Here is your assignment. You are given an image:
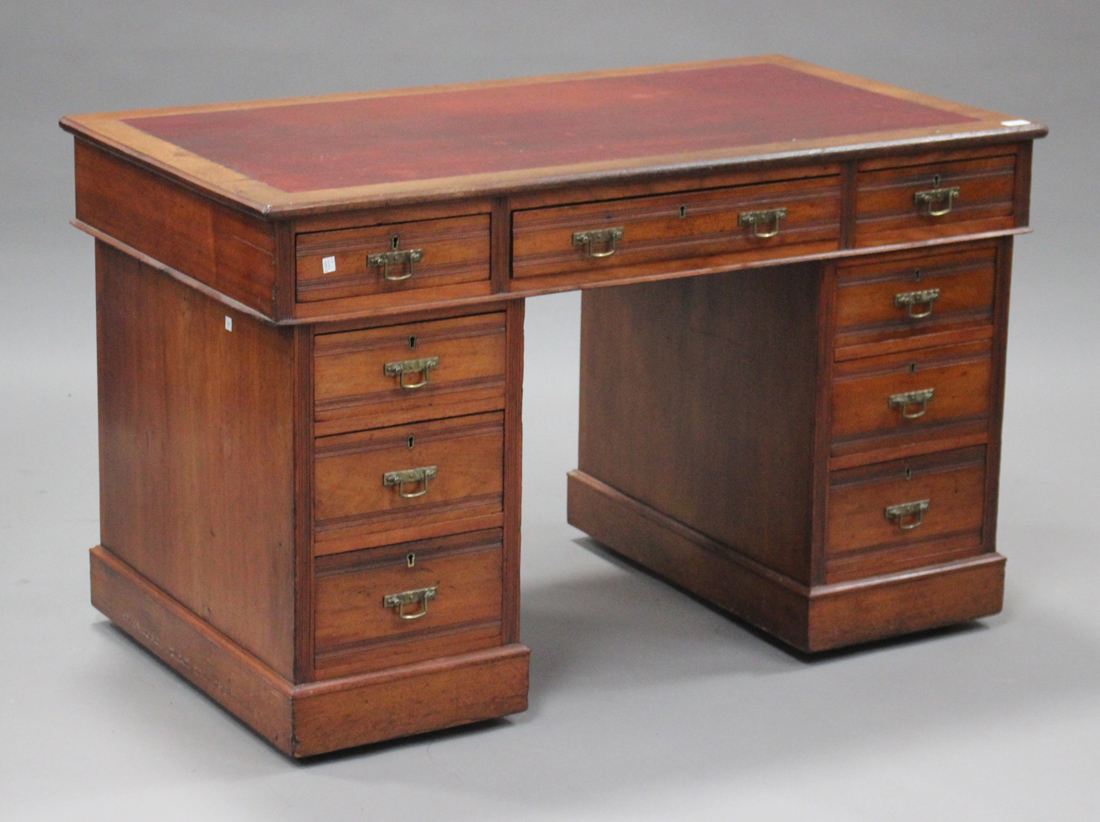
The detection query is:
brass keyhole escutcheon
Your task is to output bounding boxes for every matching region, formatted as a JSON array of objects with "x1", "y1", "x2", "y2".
[
  {"x1": 409, "y1": 335, "x2": 418, "y2": 349},
  {"x1": 407, "y1": 436, "x2": 415, "y2": 449},
  {"x1": 679, "y1": 205, "x2": 687, "y2": 218},
  {"x1": 391, "y1": 235, "x2": 400, "y2": 250},
  {"x1": 407, "y1": 552, "x2": 416, "y2": 568},
  {"x1": 914, "y1": 268, "x2": 922, "y2": 282},
  {"x1": 909, "y1": 362, "x2": 918, "y2": 375}
]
